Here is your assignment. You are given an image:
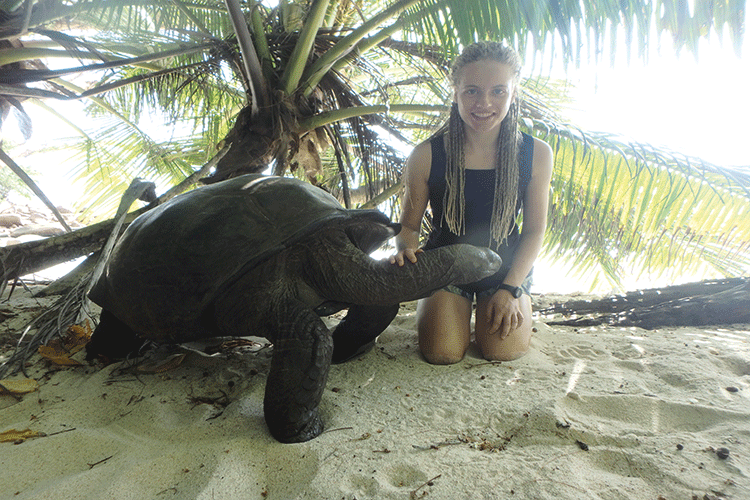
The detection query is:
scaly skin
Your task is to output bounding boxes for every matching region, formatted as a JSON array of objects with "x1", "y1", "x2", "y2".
[
  {"x1": 87, "y1": 174, "x2": 503, "y2": 443},
  {"x1": 263, "y1": 300, "x2": 332, "y2": 443},
  {"x1": 212, "y1": 231, "x2": 501, "y2": 442}
]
